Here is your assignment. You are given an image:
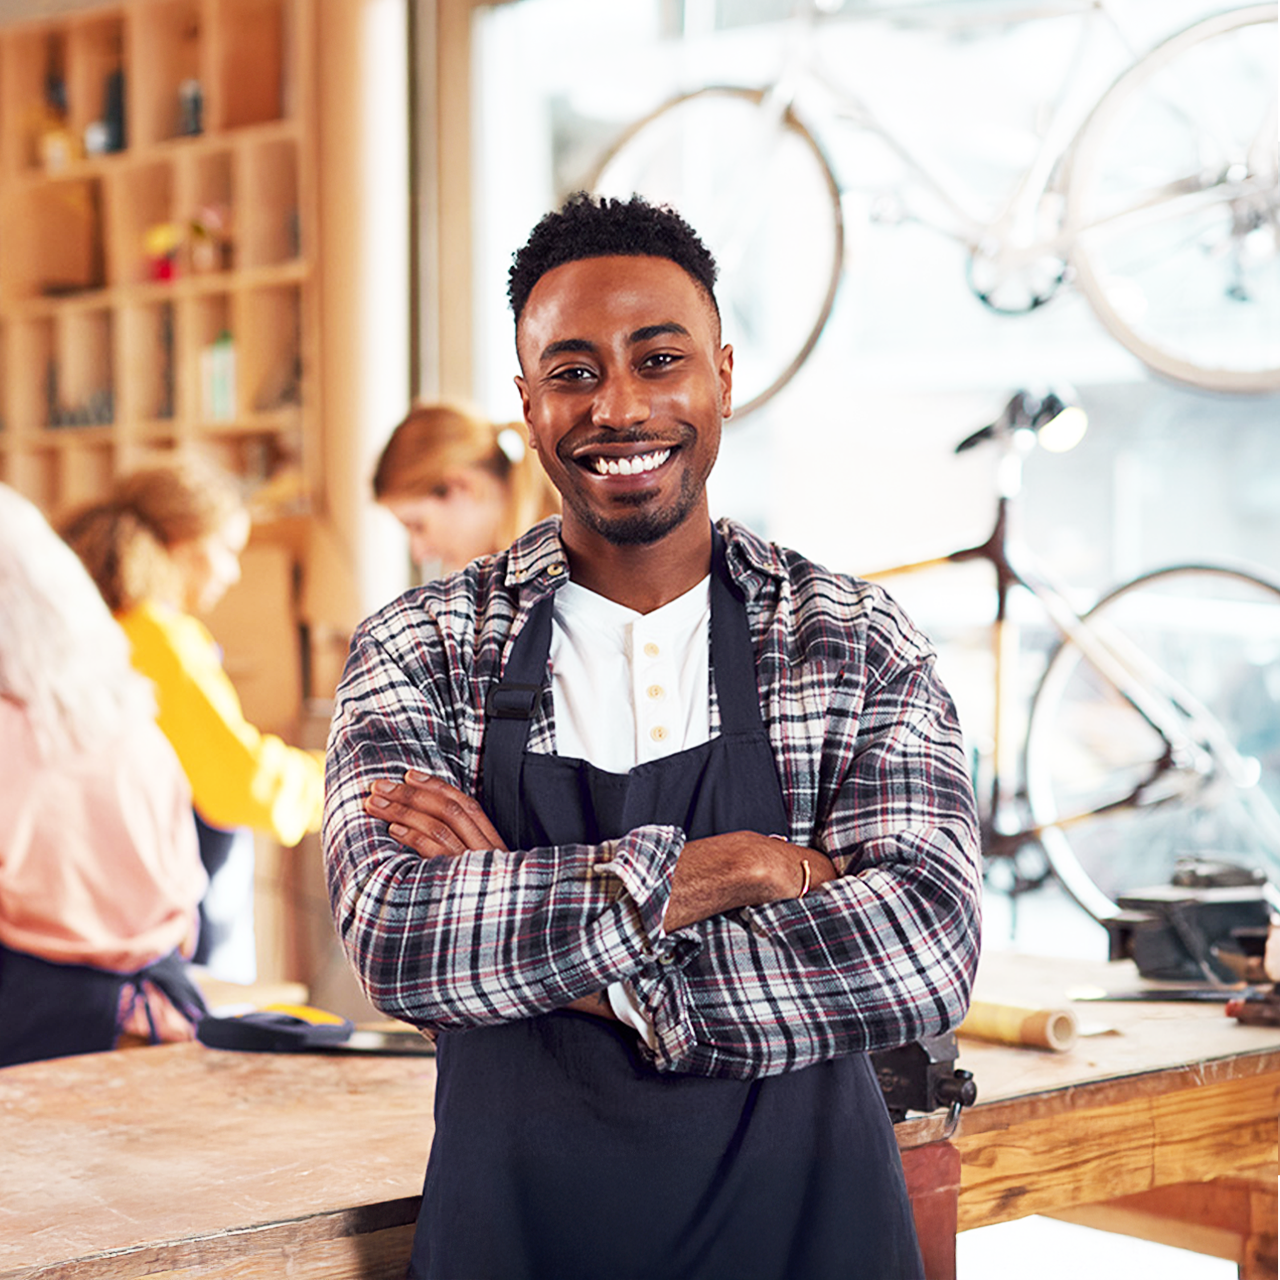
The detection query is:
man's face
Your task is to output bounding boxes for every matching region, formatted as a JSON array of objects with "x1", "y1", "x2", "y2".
[{"x1": 515, "y1": 254, "x2": 732, "y2": 550}]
